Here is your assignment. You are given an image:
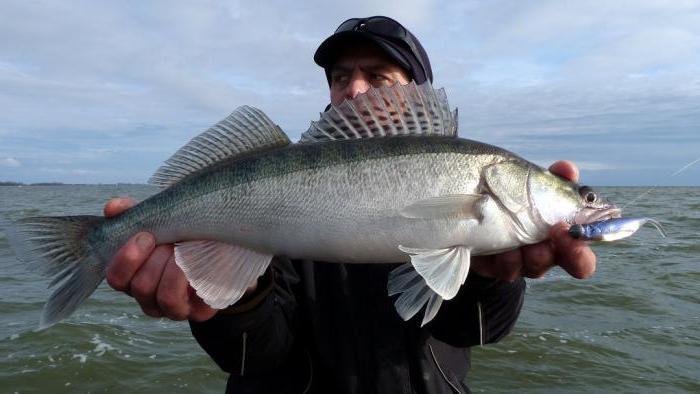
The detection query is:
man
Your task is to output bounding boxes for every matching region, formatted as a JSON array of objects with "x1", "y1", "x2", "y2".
[{"x1": 104, "y1": 16, "x2": 595, "y2": 393}]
